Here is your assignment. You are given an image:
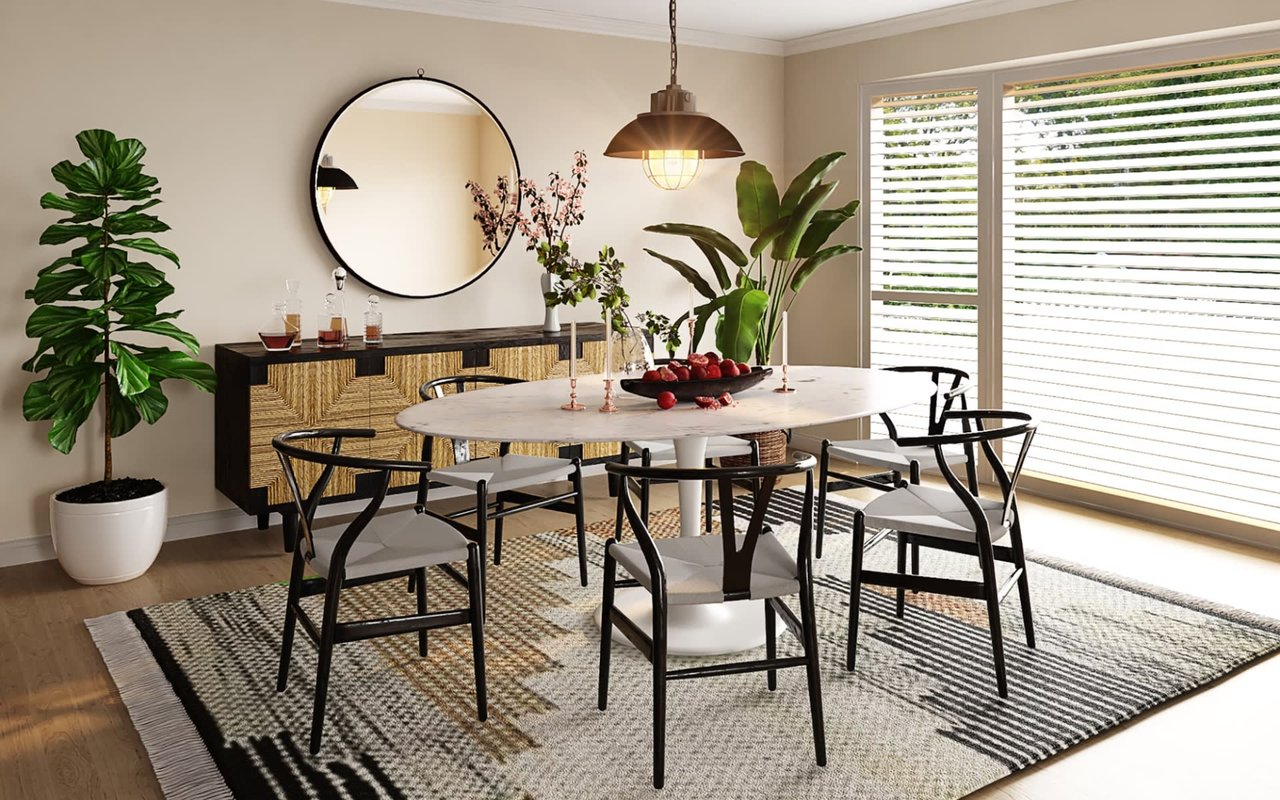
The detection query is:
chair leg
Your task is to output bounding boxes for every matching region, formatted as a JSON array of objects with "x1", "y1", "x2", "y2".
[
  {"x1": 308, "y1": 575, "x2": 343, "y2": 754},
  {"x1": 415, "y1": 567, "x2": 429, "y2": 658},
  {"x1": 466, "y1": 545, "x2": 488, "y2": 721},
  {"x1": 614, "y1": 448, "x2": 630, "y2": 541},
  {"x1": 895, "y1": 533, "x2": 907, "y2": 618},
  {"x1": 598, "y1": 547, "x2": 616, "y2": 711},
  {"x1": 652, "y1": 599, "x2": 668, "y2": 791},
  {"x1": 493, "y1": 492, "x2": 505, "y2": 566},
  {"x1": 276, "y1": 548, "x2": 306, "y2": 692},
  {"x1": 572, "y1": 464, "x2": 588, "y2": 587},
  {"x1": 799, "y1": 578, "x2": 827, "y2": 767},
  {"x1": 475, "y1": 483, "x2": 489, "y2": 613},
  {"x1": 911, "y1": 540, "x2": 920, "y2": 578},
  {"x1": 847, "y1": 511, "x2": 867, "y2": 672},
  {"x1": 765, "y1": 598, "x2": 777, "y2": 691},
  {"x1": 977, "y1": 535, "x2": 1009, "y2": 698},
  {"x1": 816, "y1": 441, "x2": 830, "y2": 560},
  {"x1": 704, "y1": 460, "x2": 713, "y2": 533},
  {"x1": 1010, "y1": 518, "x2": 1036, "y2": 648}
]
